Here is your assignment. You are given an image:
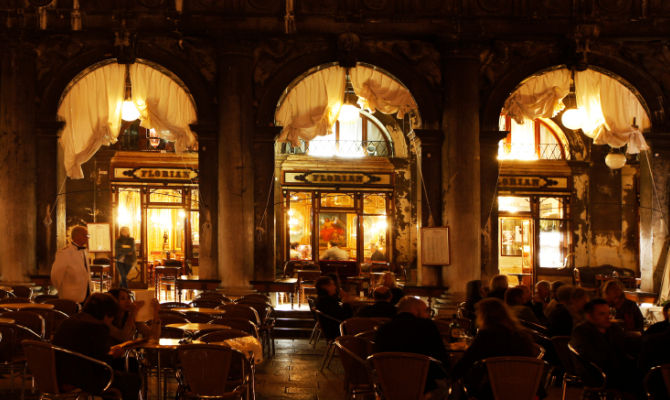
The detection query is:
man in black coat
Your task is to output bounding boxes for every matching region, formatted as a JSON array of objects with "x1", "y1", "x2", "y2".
[
  {"x1": 355, "y1": 286, "x2": 397, "y2": 318},
  {"x1": 52, "y1": 293, "x2": 141, "y2": 400},
  {"x1": 314, "y1": 276, "x2": 352, "y2": 340},
  {"x1": 374, "y1": 296, "x2": 448, "y2": 394}
]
